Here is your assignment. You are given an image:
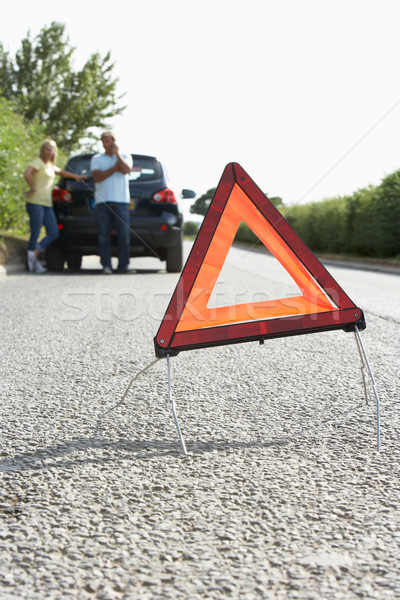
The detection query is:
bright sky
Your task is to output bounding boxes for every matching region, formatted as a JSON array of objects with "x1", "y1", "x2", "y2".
[{"x1": 2, "y1": 0, "x2": 400, "y2": 221}]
